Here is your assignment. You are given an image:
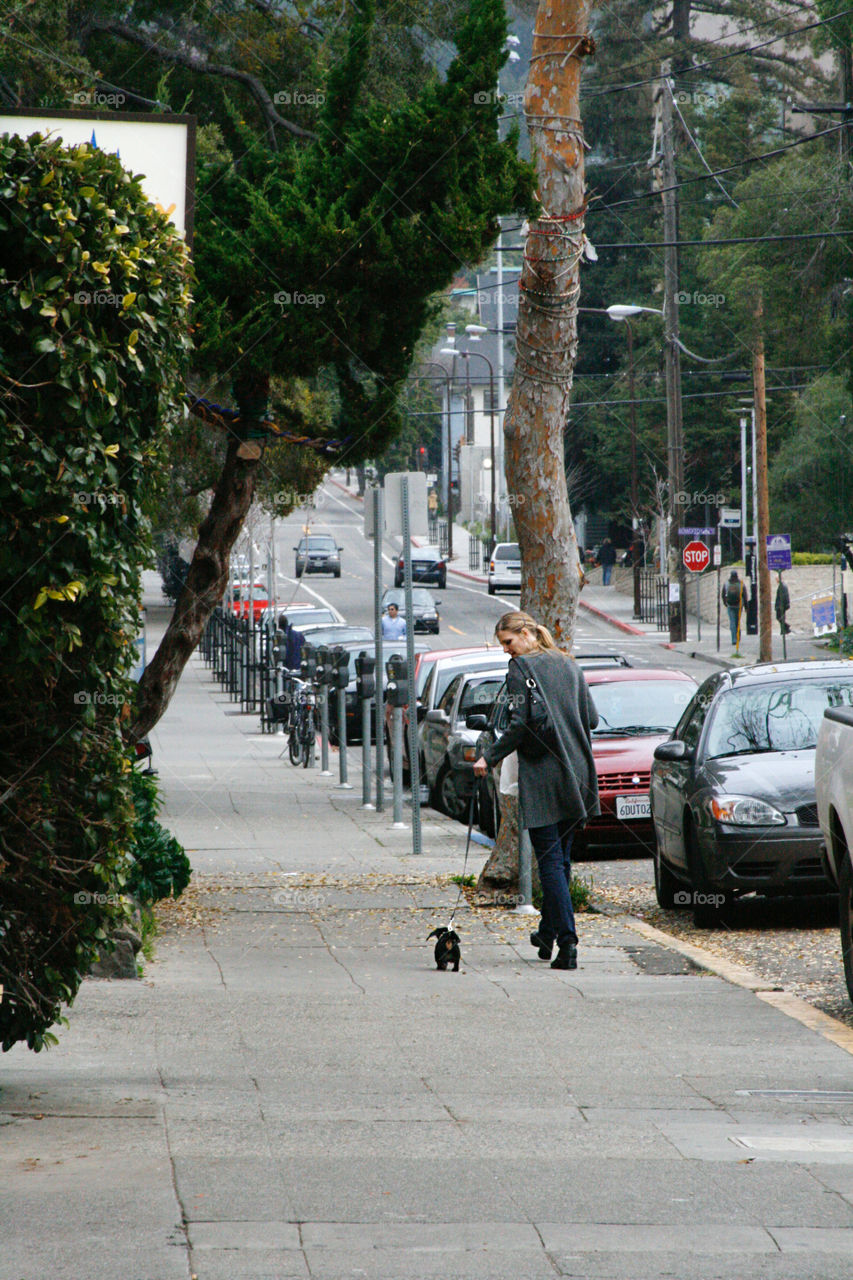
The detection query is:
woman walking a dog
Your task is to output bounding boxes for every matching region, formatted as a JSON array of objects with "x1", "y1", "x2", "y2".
[{"x1": 473, "y1": 611, "x2": 599, "y2": 970}]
